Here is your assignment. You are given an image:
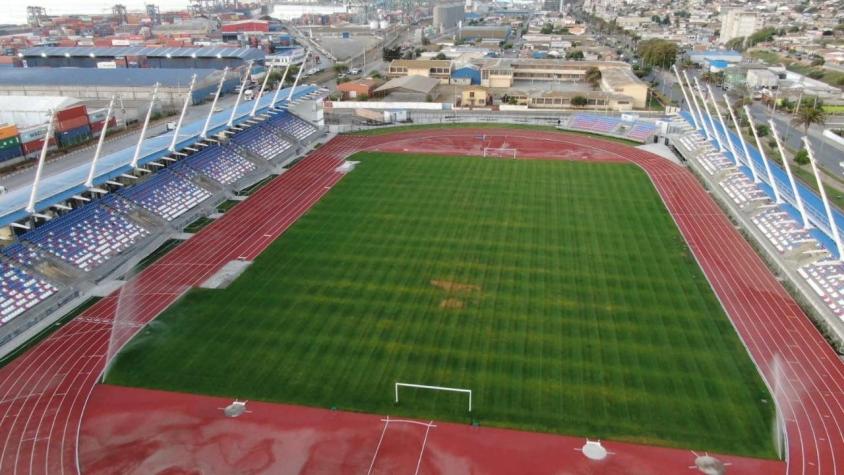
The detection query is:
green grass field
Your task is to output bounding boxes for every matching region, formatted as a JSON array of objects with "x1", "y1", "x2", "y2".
[{"x1": 107, "y1": 152, "x2": 776, "y2": 458}]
